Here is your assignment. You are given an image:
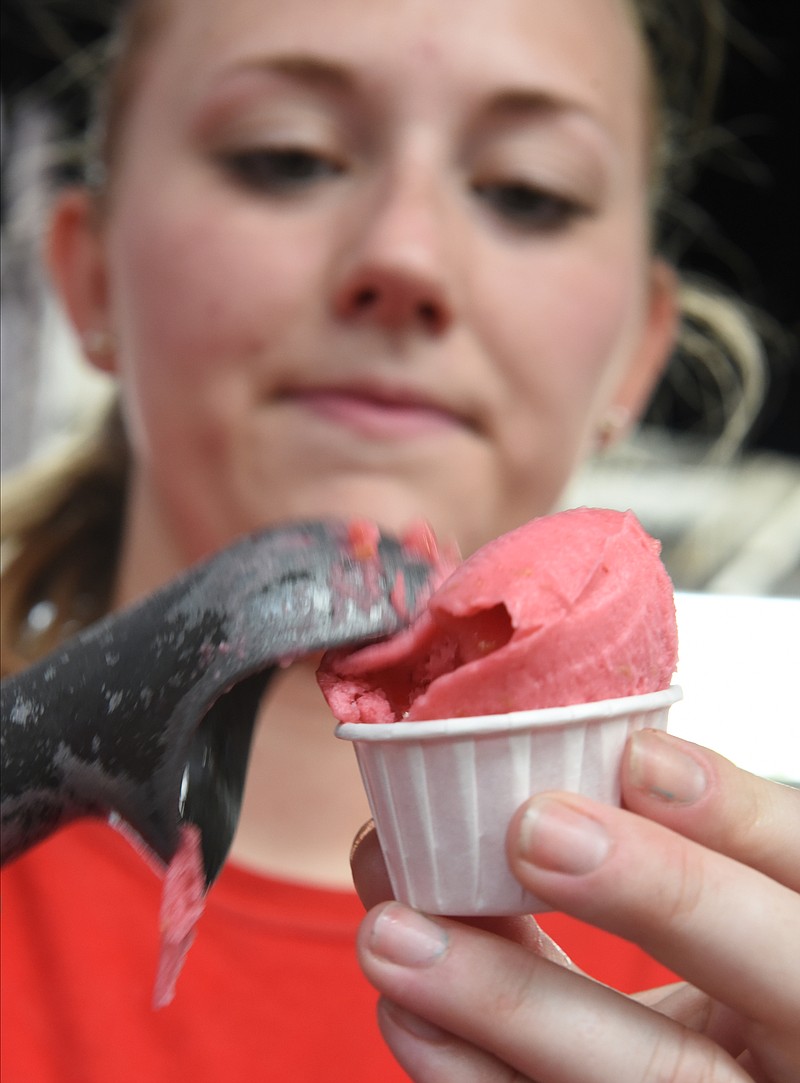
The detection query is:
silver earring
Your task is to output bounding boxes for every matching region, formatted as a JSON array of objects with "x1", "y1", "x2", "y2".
[
  {"x1": 82, "y1": 329, "x2": 115, "y2": 359},
  {"x1": 595, "y1": 405, "x2": 631, "y2": 451}
]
